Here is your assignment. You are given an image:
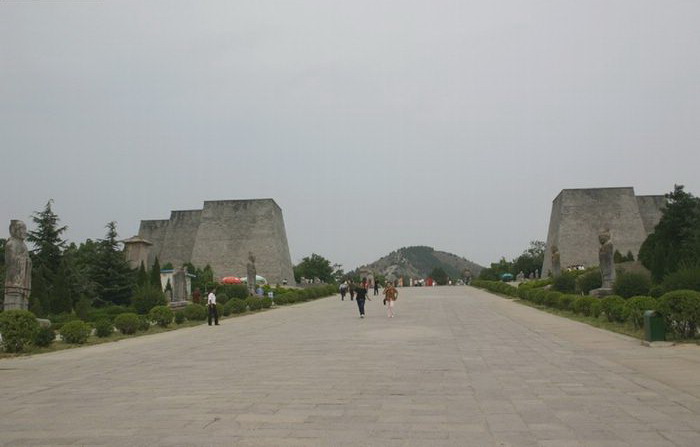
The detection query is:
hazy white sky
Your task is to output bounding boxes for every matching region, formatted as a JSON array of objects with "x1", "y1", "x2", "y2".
[{"x1": 2, "y1": 1, "x2": 699, "y2": 271}]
